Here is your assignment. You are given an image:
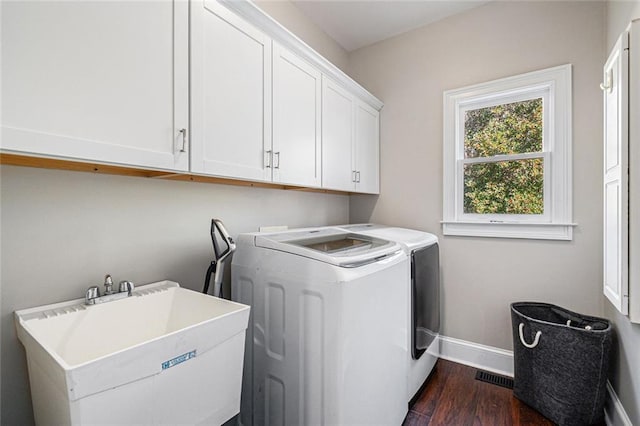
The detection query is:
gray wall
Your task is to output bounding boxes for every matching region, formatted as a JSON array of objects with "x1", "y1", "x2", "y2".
[
  {"x1": 0, "y1": 3, "x2": 350, "y2": 424},
  {"x1": 348, "y1": 1, "x2": 605, "y2": 351},
  {"x1": 604, "y1": 1, "x2": 640, "y2": 423},
  {"x1": 607, "y1": 0, "x2": 640, "y2": 49}
]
